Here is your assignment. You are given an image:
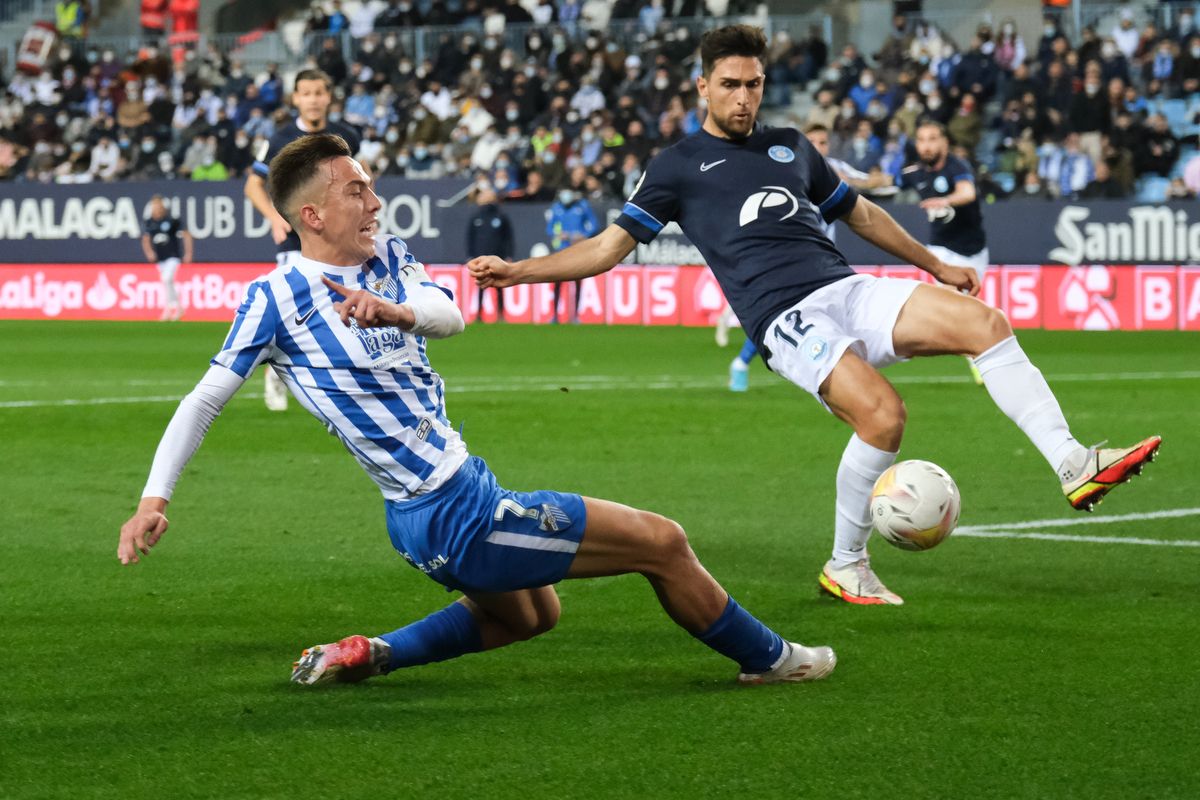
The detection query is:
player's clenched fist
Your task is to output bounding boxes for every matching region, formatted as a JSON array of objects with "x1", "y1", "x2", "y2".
[{"x1": 467, "y1": 256, "x2": 517, "y2": 288}]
